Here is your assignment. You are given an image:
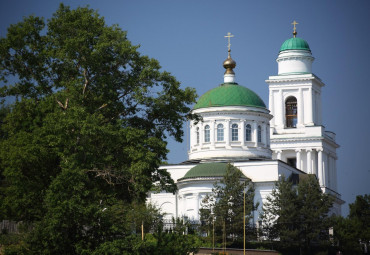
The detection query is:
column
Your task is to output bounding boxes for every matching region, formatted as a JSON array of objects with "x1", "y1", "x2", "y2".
[
  {"x1": 307, "y1": 87, "x2": 314, "y2": 126},
  {"x1": 323, "y1": 152, "x2": 328, "y2": 187},
  {"x1": 312, "y1": 150, "x2": 317, "y2": 175},
  {"x1": 269, "y1": 90, "x2": 275, "y2": 127},
  {"x1": 317, "y1": 149, "x2": 323, "y2": 186},
  {"x1": 298, "y1": 88, "x2": 304, "y2": 127},
  {"x1": 253, "y1": 122, "x2": 258, "y2": 147},
  {"x1": 306, "y1": 149, "x2": 312, "y2": 174},
  {"x1": 295, "y1": 149, "x2": 301, "y2": 169},
  {"x1": 276, "y1": 150, "x2": 282, "y2": 160}
]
